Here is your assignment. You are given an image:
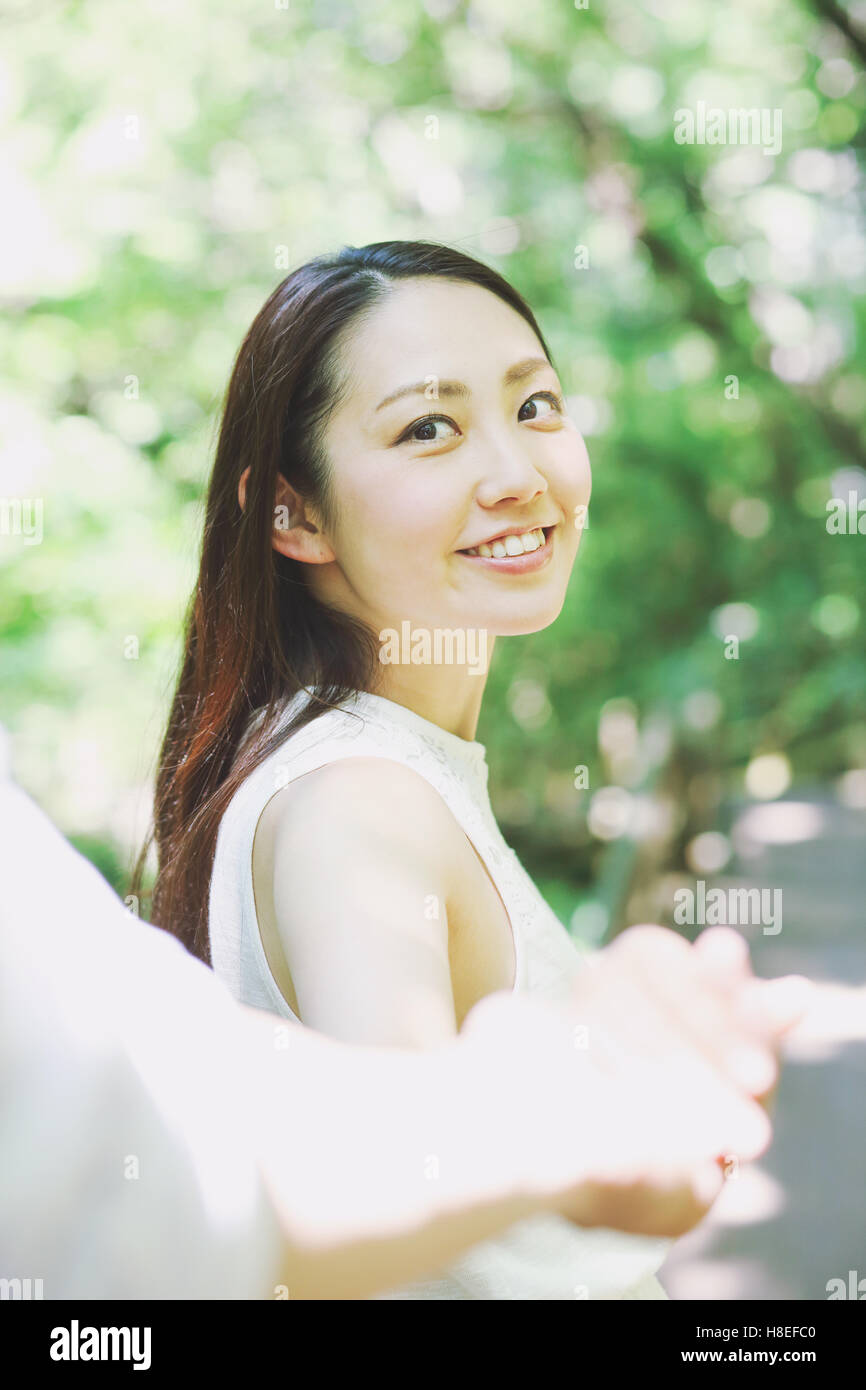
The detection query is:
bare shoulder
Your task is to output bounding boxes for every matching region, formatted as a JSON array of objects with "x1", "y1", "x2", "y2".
[
  {"x1": 263, "y1": 755, "x2": 465, "y2": 867},
  {"x1": 257, "y1": 756, "x2": 463, "y2": 1045}
]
